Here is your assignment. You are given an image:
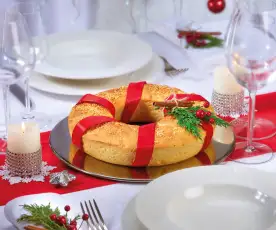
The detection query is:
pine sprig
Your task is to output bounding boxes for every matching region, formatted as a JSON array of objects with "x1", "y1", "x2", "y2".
[
  {"x1": 17, "y1": 203, "x2": 65, "y2": 230},
  {"x1": 170, "y1": 106, "x2": 202, "y2": 139},
  {"x1": 167, "y1": 105, "x2": 229, "y2": 139},
  {"x1": 208, "y1": 114, "x2": 229, "y2": 127}
]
